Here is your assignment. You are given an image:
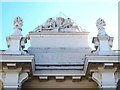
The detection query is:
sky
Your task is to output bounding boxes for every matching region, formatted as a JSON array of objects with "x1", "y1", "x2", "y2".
[{"x1": 0, "y1": 0, "x2": 119, "y2": 50}]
